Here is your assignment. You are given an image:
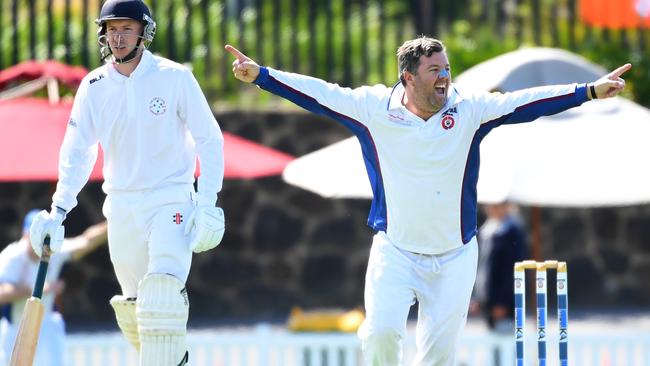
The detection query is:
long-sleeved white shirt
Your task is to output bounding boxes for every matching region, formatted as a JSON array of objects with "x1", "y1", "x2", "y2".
[
  {"x1": 52, "y1": 50, "x2": 224, "y2": 212},
  {"x1": 254, "y1": 67, "x2": 588, "y2": 254}
]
